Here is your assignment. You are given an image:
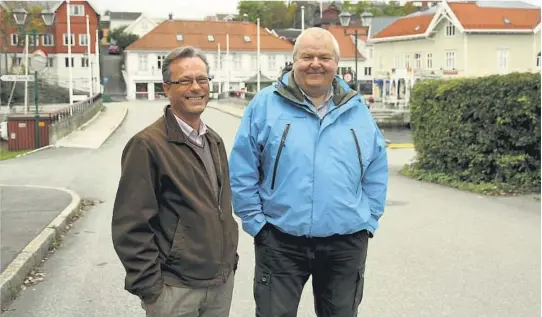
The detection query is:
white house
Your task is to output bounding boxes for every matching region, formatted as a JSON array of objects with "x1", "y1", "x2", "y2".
[
  {"x1": 123, "y1": 17, "x2": 294, "y2": 101},
  {"x1": 369, "y1": 0, "x2": 541, "y2": 107},
  {"x1": 101, "y1": 11, "x2": 142, "y2": 31},
  {"x1": 124, "y1": 14, "x2": 164, "y2": 39}
]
